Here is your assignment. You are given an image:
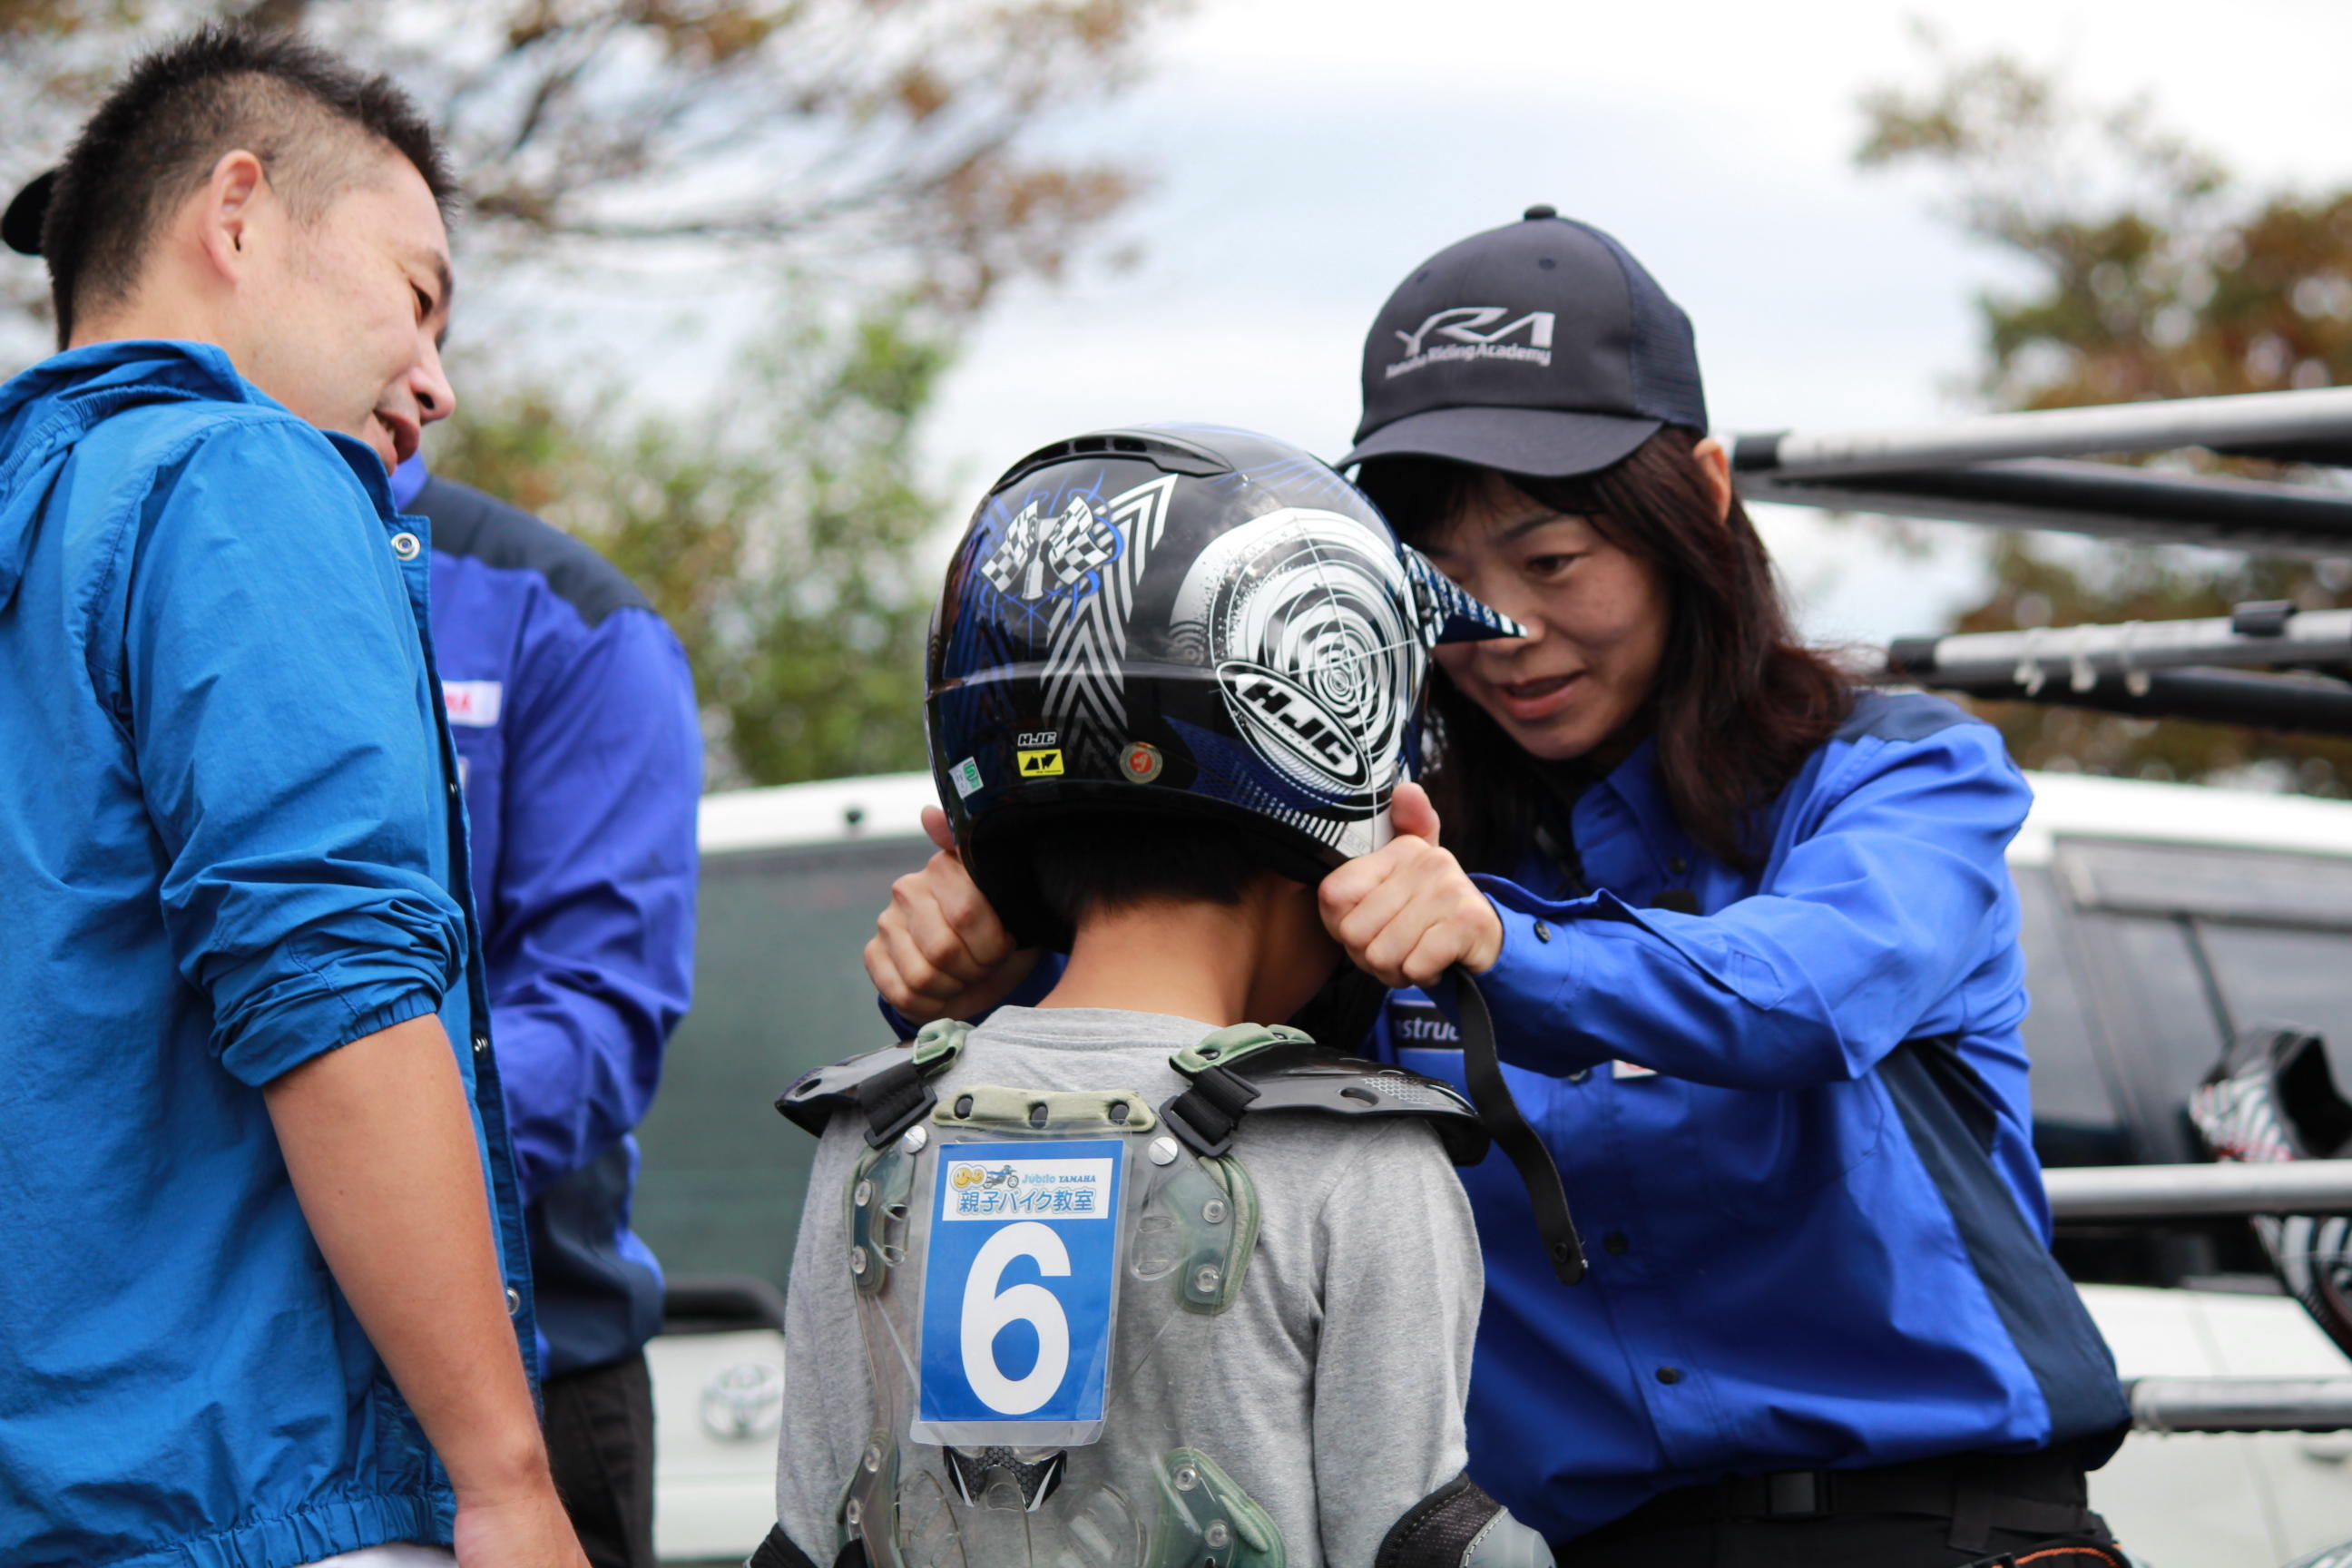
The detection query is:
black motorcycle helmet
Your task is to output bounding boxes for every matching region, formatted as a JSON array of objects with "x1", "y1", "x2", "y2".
[{"x1": 926, "y1": 423, "x2": 1522, "y2": 947}]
